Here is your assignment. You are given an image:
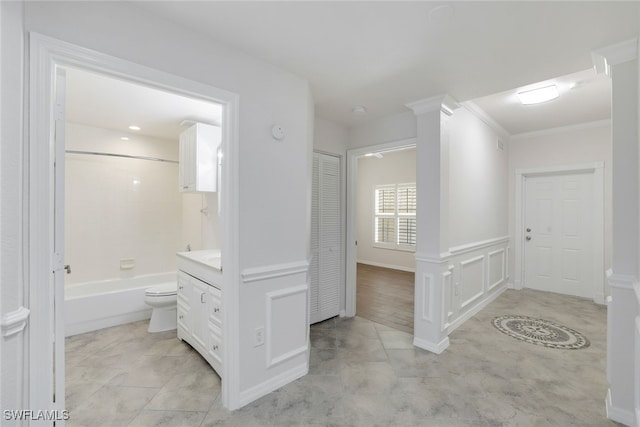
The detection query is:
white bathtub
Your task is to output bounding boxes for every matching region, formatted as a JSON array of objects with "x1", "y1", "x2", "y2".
[{"x1": 64, "y1": 272, "x2": 176, "y2": 337}]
